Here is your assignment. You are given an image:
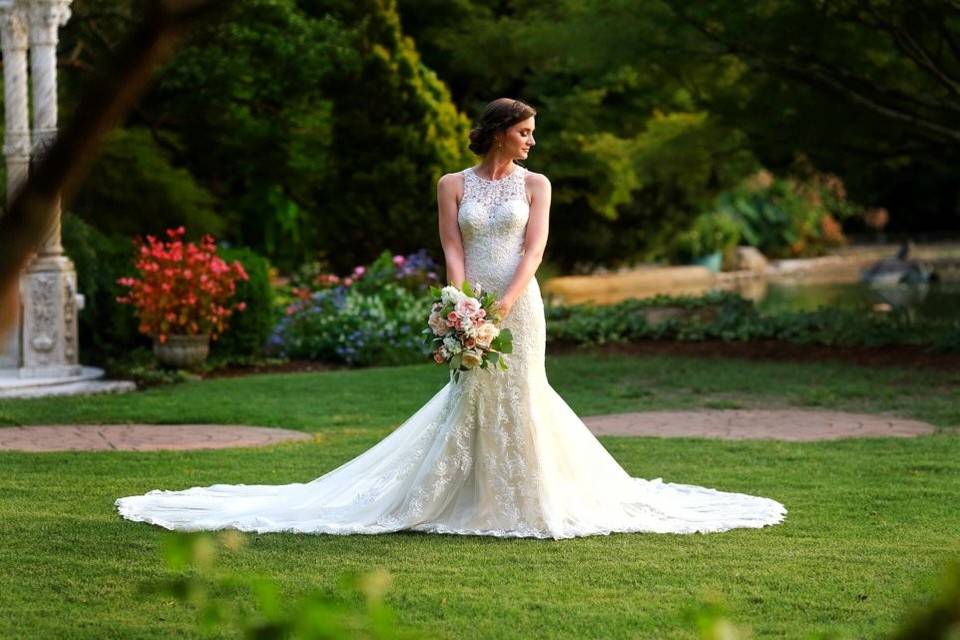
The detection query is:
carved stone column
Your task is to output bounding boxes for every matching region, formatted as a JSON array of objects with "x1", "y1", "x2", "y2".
[
  {"x1": 19, "y1": 0, "x2": 78, "y2": 378},
  {"x1": 0, "y1": 0, "x2": 30, "y2": 369}
]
